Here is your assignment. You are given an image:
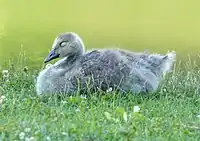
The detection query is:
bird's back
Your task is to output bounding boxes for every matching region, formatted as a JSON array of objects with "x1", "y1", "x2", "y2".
[
  {"x1": 70, "y1": 50, "x2": 134, "y2": 93},
  {"x1": 70, "y1": 49, "x2": 167, "y2": 94}
]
